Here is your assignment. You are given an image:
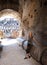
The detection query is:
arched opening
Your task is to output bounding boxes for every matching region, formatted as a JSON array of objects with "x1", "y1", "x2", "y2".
[{"x1": 0, "y1": 9, "x2": 23, "y2": 46}]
